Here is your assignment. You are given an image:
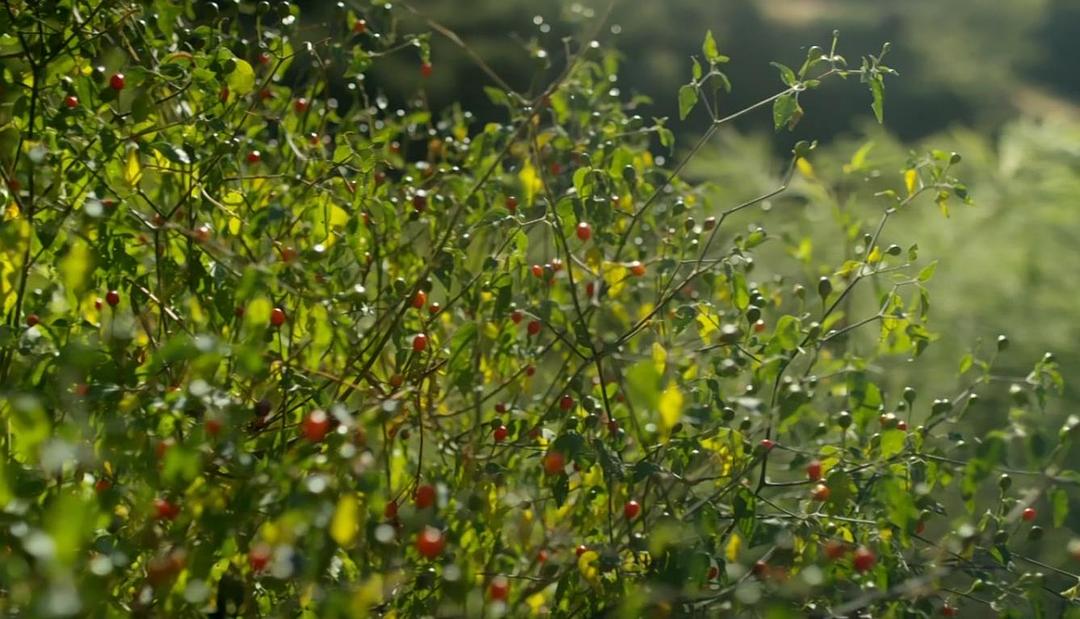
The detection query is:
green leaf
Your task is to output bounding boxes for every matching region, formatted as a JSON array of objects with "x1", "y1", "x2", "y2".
[
  {"x1": 918, "y1": 261, "x2": 938, "y2": 282},
  {"x1": 771, "y1": 315, "x2": 801, "y2": 351},
  {"x1": 958, "y1": 353, "x2": 973, "y2": 375},
  {"x1": 678, "y1": 84, "x2": 699, "y2": 121},
  {"x1": 483, "y1": 86, "x2": 510, "y2": 108},
  {"x1": 1052, "y1": 488, "x2": 1069, "y2": 527},
  {"x1": 772, "y1": 93, "x2": 798, "y2": 131},
  {"x1": 870, "y1": 75, "x2": 885, "y2": 123},
  {"x1": 880, "y1": 429, "x2": 906, "y2": 458},
  {"x1": 626, "y1": 360, "x2": 662, "y2": 411},
  {"x1": 702, "y1": 30, "x2": 728, "y2": 64},
  {"x1": 225, "y1": 58, "x2": 255, "y2": 96},
  {"x1": 770, "y1": 62, "x2": 797, "y2": 87}
]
